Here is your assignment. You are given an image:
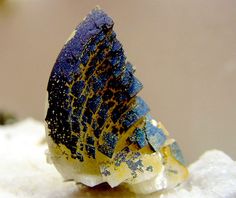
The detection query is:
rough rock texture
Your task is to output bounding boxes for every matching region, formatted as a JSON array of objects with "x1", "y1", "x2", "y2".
[{"x1": 0, "y1": 119, "x2": 236, "y2": 198}]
